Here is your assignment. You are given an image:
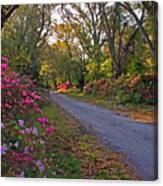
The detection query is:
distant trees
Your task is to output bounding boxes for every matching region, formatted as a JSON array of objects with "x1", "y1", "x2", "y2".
[
  {"x1": 50, "y1": 22, "x2": 86, "y2": 90},
  {"x1": 53, "y1": 2, "x2": 157, "y2": 80}
]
